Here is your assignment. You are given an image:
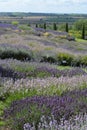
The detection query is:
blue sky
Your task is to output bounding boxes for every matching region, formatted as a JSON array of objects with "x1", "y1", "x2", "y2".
[{"x1": 0, "y1": 0, "x2": 87, "y2": 13}]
